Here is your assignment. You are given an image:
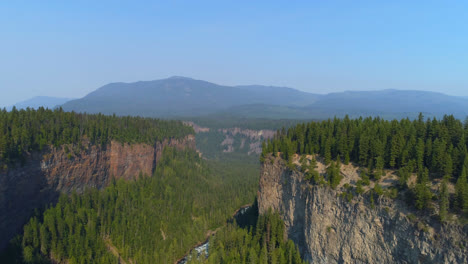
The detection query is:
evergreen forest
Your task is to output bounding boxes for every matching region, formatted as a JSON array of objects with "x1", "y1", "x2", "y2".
[
  {"x1": 188, "y1": 207, "x2": 305, "y2": 264},
  {"x1": 262, "y1": 114, "x2": 468, "y2": 220},
  {"x1": 0, "y1": 107, "x2": 194, "y2": 167},
  {"x1": 2, "y1": 148, "x2": 259, "y2": 264}
]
